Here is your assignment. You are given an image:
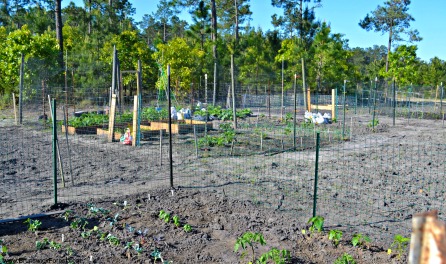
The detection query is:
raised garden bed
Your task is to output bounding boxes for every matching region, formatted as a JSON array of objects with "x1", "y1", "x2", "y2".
[
  {"x1": 150, "y1": 120, "x2": 209, "y2": 134},
  {"x1": 61, "y1": 126, "x2": 98, "y2": 135}
]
